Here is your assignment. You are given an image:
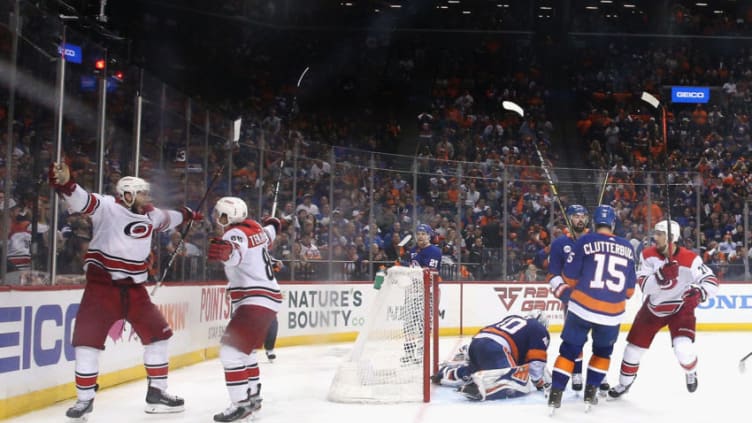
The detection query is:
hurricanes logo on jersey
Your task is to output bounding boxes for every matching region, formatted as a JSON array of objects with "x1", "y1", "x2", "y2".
[{"x1": 124, "y1": 221, "x2": 154, "y2": 239}]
